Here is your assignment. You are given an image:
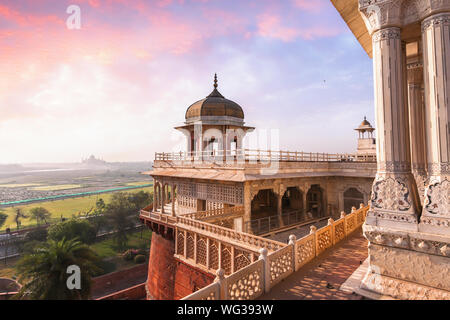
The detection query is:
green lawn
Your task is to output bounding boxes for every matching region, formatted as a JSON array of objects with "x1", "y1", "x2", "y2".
[
  {"x1": 30, "y1": 184, "x2": 83, "y2": 191},
  {"x1": 91, "y1": 229, "x2": 152, "y2": 259},
  {"x1": 0, "y1": 186, "x2": 153, "y2": 231},
  {"x1": 90, "y1": 229, "x2": 152, "y2": 275}
]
